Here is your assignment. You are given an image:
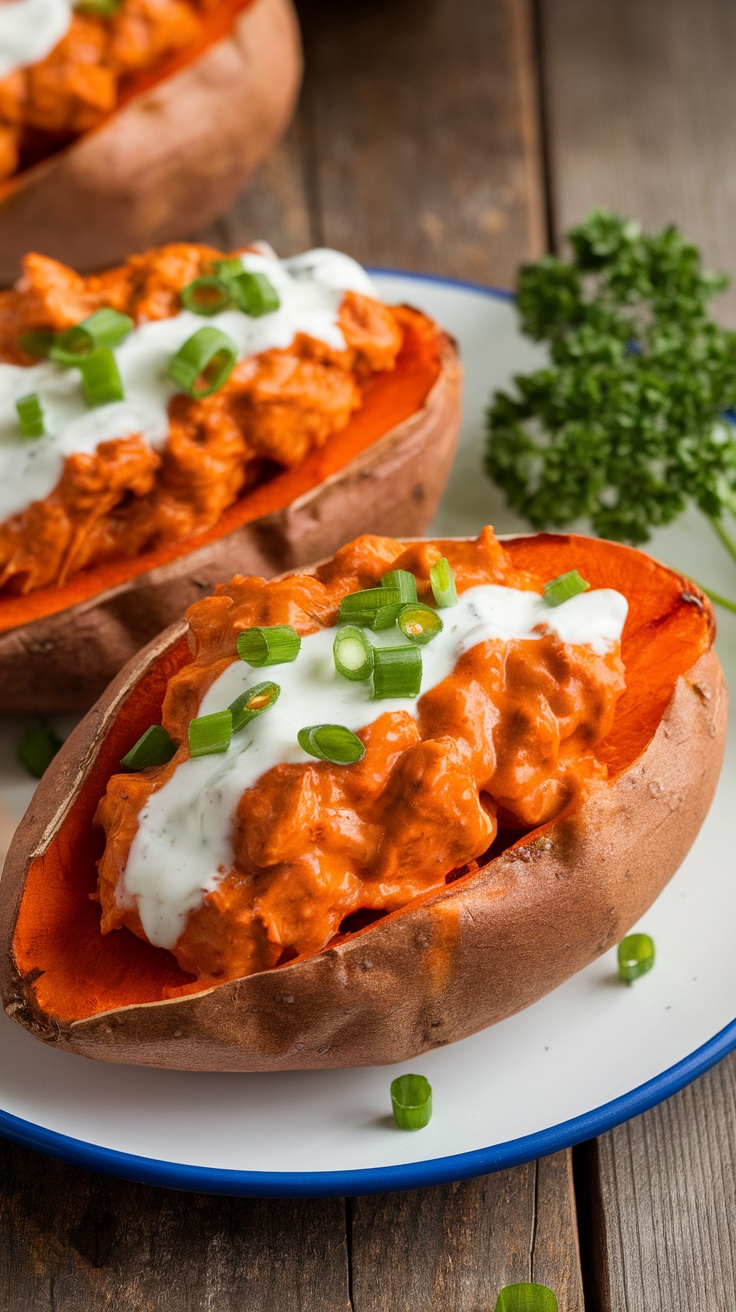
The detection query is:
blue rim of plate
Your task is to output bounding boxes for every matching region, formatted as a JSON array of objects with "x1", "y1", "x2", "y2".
[{"x1": 0, "y1": 270, "x2": 731, "y2": 1197}]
